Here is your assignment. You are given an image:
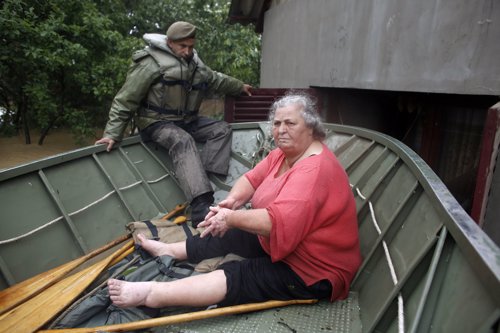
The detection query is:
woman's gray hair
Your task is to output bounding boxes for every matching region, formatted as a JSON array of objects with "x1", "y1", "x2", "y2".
[{"x1": 268, "y1": 92, "x2": 326, "y2": 140}]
